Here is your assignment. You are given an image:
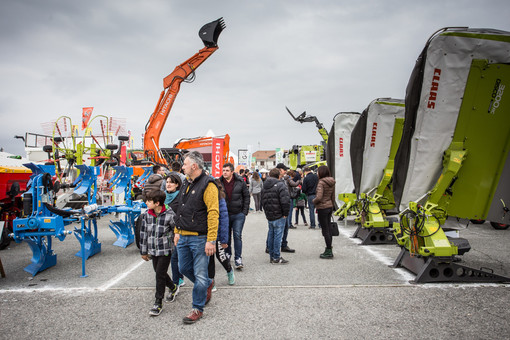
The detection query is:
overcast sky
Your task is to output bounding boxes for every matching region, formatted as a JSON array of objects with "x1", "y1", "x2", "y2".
[{"x1": 1, "y1": 0, "x2": 509, "y2": 158}]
